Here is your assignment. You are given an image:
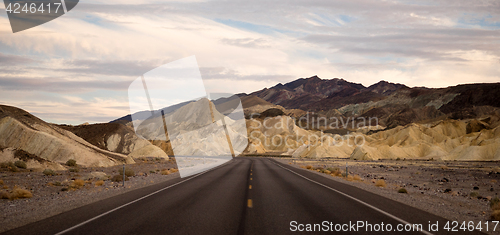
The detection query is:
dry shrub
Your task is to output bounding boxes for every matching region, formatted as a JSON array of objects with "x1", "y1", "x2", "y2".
[
  {"x1": 470, "y1": 192, "x2": 480, "y2": 198},
  {"x1": 491, "y1": 197, "x2": 500, "y2": 220},
  {"x1": 69, "y1": 168, "x2": 79, "y2": 173},
  {"x1": 375, "y1": 179, "x2": 386, "y2": 187},
  {"x1": 492, "y1": 210, "x2": 500, "y2": 221},
  {"x1": 491, "y1": 180, "x2": 497, "y2": 183},
  {"x1": 440, "y1": 165, "x2": 449, "y2": 170},
  {"x1": 306, "y1": 165, "x2": 312, "y2": 169},
  {"x1": 119, "y1": 167, "x2": 135, "y2": 177},
  {"x1": 330, "y1": 170, "x2": 342, "y2": 177},
  {"x1": 0, "y1": 191, "x2": 10, "y2": 199},
  {"x1": 170, "y1": 168, "x2": 179, "y2": 173},
  {"x1": 353, "y1": 175, "x2": 362, "y2": 181},
  {"x1": 1, "y1": 162, "x2": 18, "y2": 172},
  {"x1": 323, "y1": 170, "x2": 331, "y2": 174},
  {"x1": 111, "y1": 175, "x2": 128, "y2": 182},
  {"x1": 161, "y1": 169, "x2": 171, "y2": 175},
  {"x1": 43, "y1": 169, "x2": 56, "y2": 176},
  {"x1": 346, "y1": 175, "x2": 354, "y2": 181},
  {"x1": 0, "y1": 179, "x2": 3, "y2": 185},
  {"x1": 70, "y1": 179, "x2": 85, "y2": 189},
  {"x1": 95, "y1": 180, "x2": 104, "y2": 187},
  {"x1": 327, "y1": 167, "x2": 339, "y2": 173},
  {"x1": 398, "y1": 188, "x2": 408, "y2": 193},
  {"x1": 66, "y1": 159, "x2": 77, "y2": 167},
  {"x1": 10, "y1": 186, "x2": 32, "y2": 199},
  {"x1": 490, "y1": 197, "x2": 500, "y2": 210},
  {"x1": 14, "y1": 160, "x2": 27, "y2": 169},
  {"x1": 5, "y1": 162, "x2": 19, "y2": 172}
]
